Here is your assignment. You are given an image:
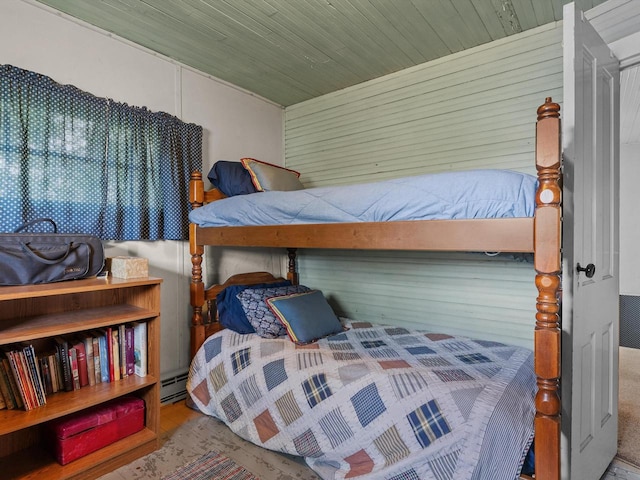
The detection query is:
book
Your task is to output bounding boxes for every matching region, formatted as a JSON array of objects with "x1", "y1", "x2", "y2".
[
  {"x1": 0, "y1": 359, "x2": 16, "y2": 409},
  {"x1": 125, "y1": 325, "x2": 135, "y2": 377},
  {"x1": 54, "y1": 336, "x2": 73, "y2": 392},
  {"x1": 119, "y1": 324, "x2": 127, "y2": 378},
  {"x1": 111, "y1": 329, "x2": 121, "y2": 381},
  {"x1": 48, "y1": 352, "x2": 59, "y2": 393},
  {"x1": 23, "y1": 344, "x2": 46, "y2": 406},
  {"x1": 0, "y1": 387, "x2": 5, "y2": 410},
  {"x1": 82, "y1": 334, "x2": 96, "y2": 386},
  {"x1": 1, "y1": 357, "x2": 24, "y2": 409},
  {"x1": 71, "y1": 339, "x2": 89, "y2": 388},
  {"x1": 39, "y1": 356, "x2": 53, "y2": 396},
  {"x1": 95, "y1": 329, "x2": 110, "y2": 383},
  {"x1": 53, "y1": 347, "x2": 64, "y2": 392},
  {"x1": 133, "y1": 322, "x2": 147, "y2": 377},
  {"x1": 103, "y1": 327, "x2": 114, "y2": 382},
  {"x1": 91, "y1": 335, "x2": 101, "y2": 384},
  {"x1": 68, "y1": 347, "x2": 81, "y2": 391}
]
